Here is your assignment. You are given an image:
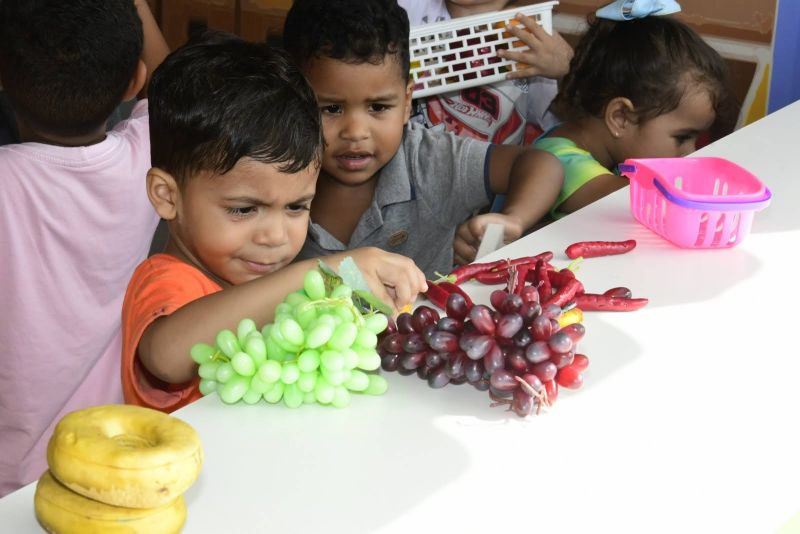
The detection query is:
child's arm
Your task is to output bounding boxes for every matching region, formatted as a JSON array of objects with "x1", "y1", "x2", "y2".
[
  {"x1": 137, "y1": 248, "x2": 426, "y2": 385},
  {"x1": 135, "y1": 0, "x2": 169, "y2": 97},
  {"x1": 498, "y1": 12, "x2": 573, "y2": 80},
  {"x1": 558, "y1": 173, "x2": 628, "y2": 215},
  {"x1": 453, "y1": 145, "x2": 563, "y2": 264}
]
